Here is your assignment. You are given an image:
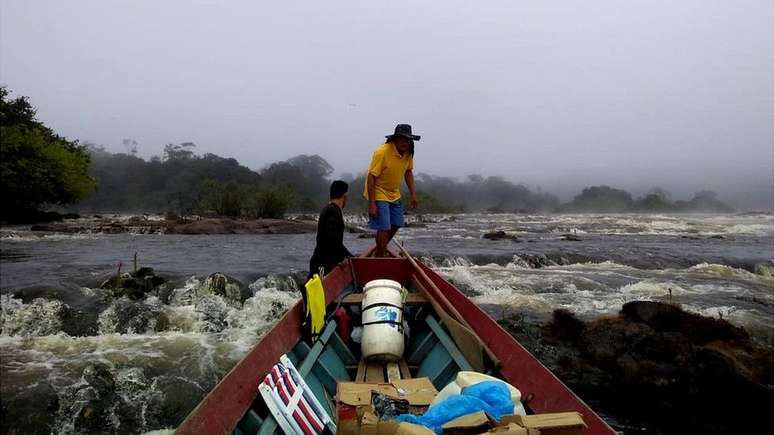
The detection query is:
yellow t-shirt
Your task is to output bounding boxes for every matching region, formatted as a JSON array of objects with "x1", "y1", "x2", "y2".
[{"x1": 363, "y1": 142, "x2": 414, "y2": 202}]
